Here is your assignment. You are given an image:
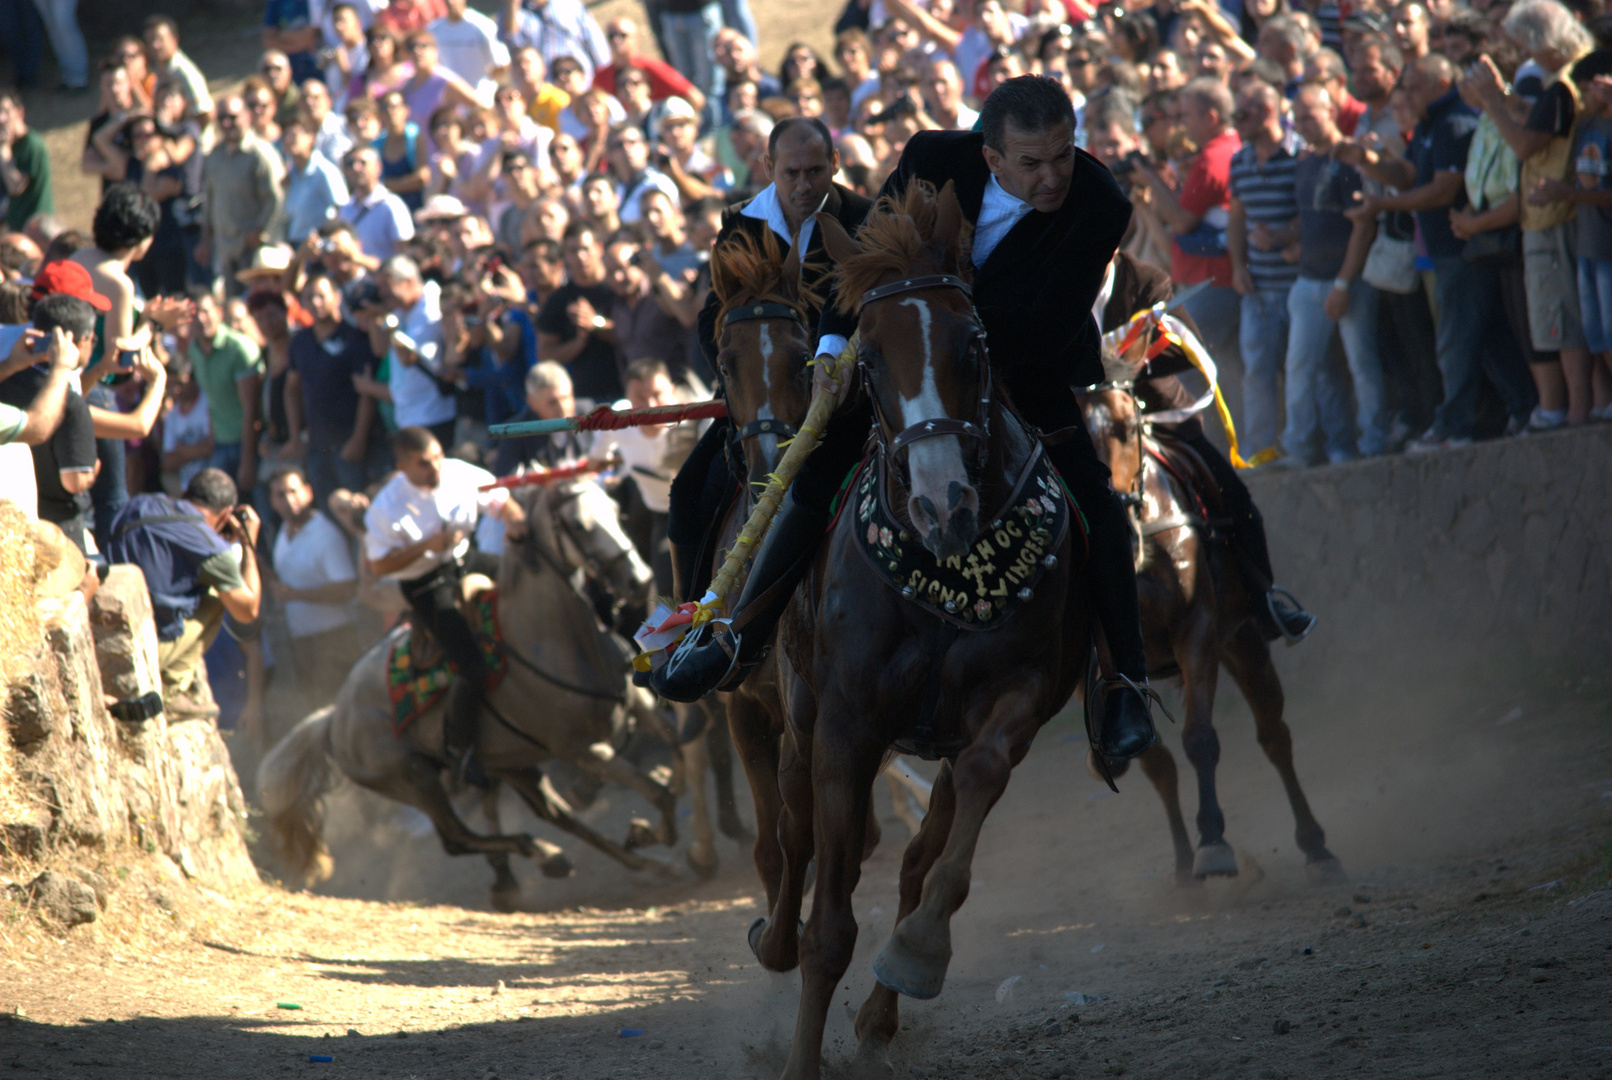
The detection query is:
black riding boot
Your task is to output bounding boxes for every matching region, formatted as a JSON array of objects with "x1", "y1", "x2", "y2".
[
  {"x1": 650, "y1": 491, "x2": 830, "y2": 703},
  {"x1": 1187, "y1": 434, "x2": 1317, "y2": 643},
  {"x1": 443, "y1": 677, "x2": 490, "y2": 788},
  {"x1": 1044, "y1": 431, "x2": 1159, "y2": 762}
]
